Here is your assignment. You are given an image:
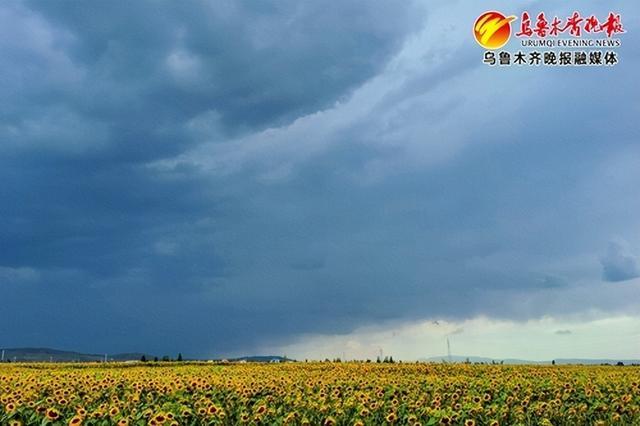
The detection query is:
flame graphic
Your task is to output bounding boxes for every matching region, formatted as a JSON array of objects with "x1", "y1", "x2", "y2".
[{"x1": 474, "y1": 11, "x2": 516, "y2": 49}]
